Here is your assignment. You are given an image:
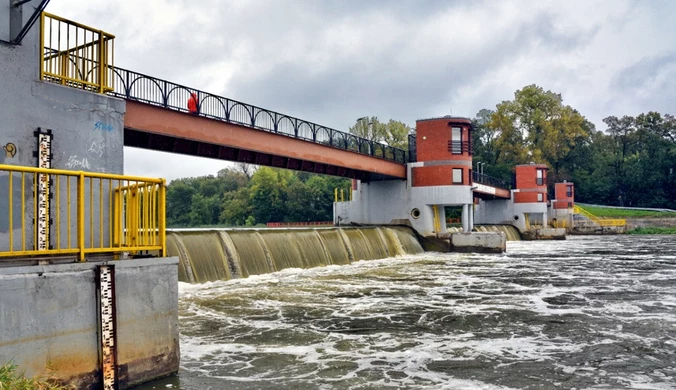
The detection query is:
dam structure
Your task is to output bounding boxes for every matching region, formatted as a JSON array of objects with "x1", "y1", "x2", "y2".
[
  {"x1": 334, "y1": 118, "x2": 568, "y2": 249},
  {"x1": 0, "y1": 2, "x2": 580, "y2": 388}
]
